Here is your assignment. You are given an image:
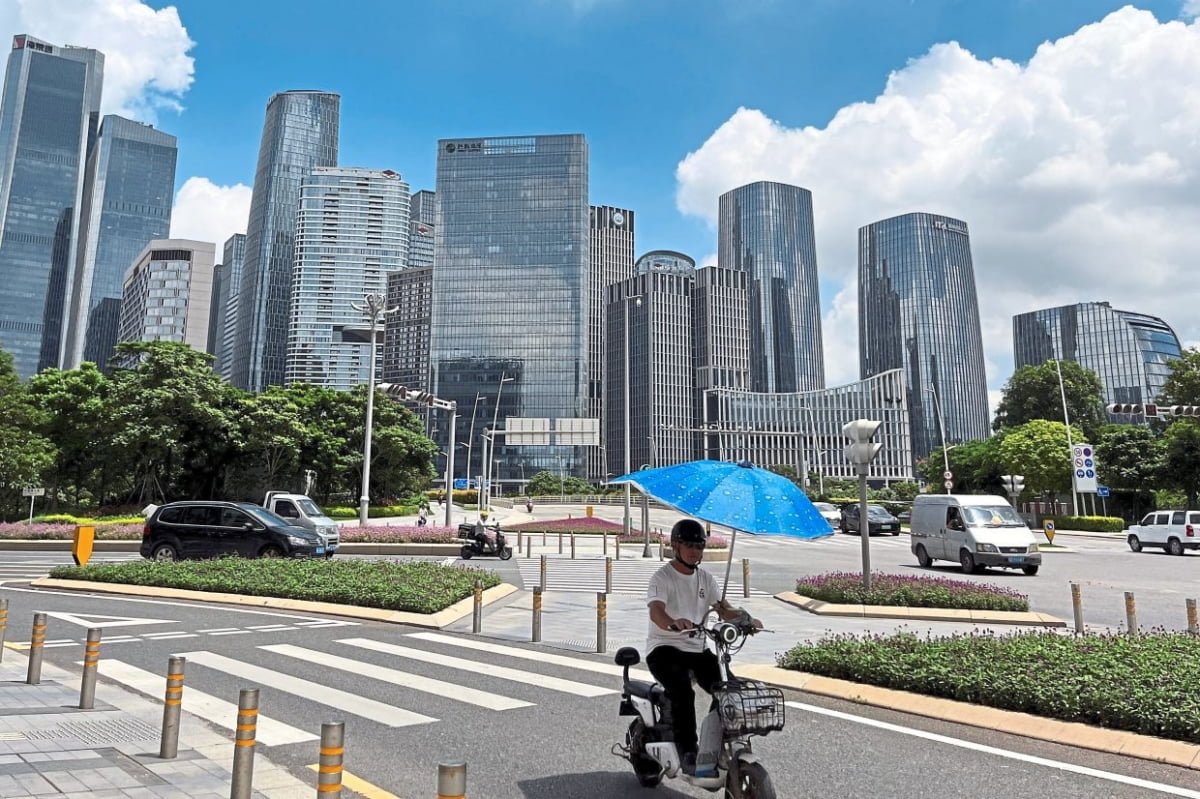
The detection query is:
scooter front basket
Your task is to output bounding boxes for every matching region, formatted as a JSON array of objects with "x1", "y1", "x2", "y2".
[{"x1": 715, "y1": 679, "x2": 785, "y2": 738}]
